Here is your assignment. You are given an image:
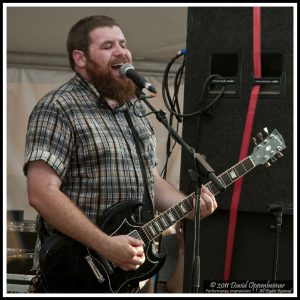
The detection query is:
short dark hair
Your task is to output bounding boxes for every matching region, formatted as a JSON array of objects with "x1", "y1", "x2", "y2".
[{"x1": 66, "y1": 15, "x2": 120, "y2": 70}]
